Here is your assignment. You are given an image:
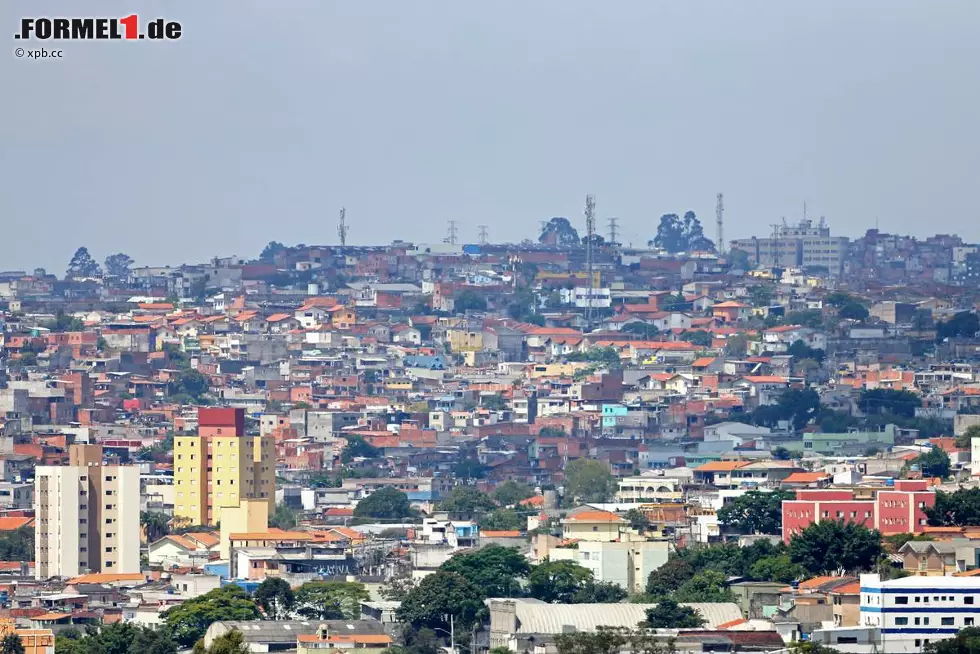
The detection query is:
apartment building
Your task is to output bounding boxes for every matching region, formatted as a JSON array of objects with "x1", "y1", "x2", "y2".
[
  {"x1": 173, "y1": 408, "x2": 275, "y2": 526},
  {"x1": 781, "y1": 481, "x2": 936, "y2": 543},
  {"x1": 34, "y1": 444, "x2": 139, "y2": 580},
  {"x1": 859, "y1": 574, "x2": 980, "y2": 653},
  {"x1": 730, "y1": 218, "x2": 849, "y2": 273}
]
